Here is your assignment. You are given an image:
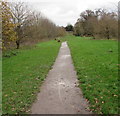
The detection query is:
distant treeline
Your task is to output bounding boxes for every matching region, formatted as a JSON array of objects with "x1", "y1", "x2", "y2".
[
  {"x1": 2, "y1": 2, "x2": 66, "y2": 50},
  {"x1": 65, "y1": 9, "x2": 118, "y2": 40},
  {"x1": 74, "y1": 9, "x2": 118, "y2": 39}
]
